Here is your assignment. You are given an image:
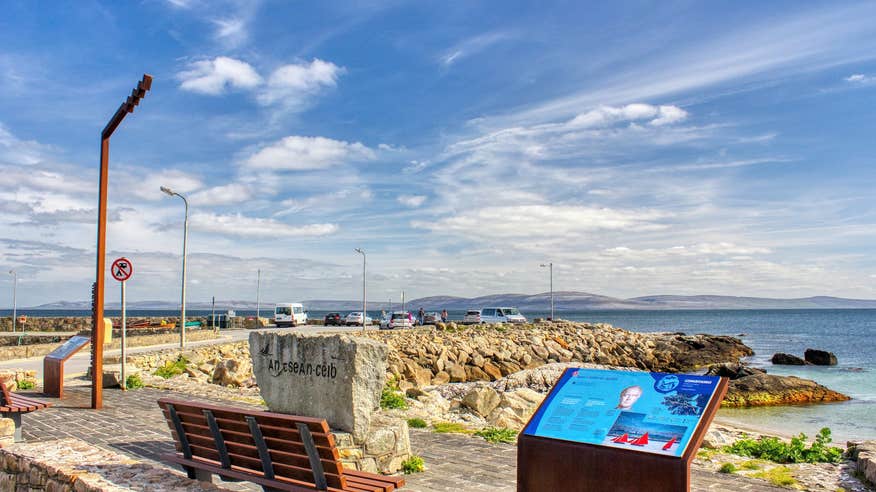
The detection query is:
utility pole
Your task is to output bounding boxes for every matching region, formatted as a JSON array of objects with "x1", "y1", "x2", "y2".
[
  {"x1": 540, "y1": 262, "x2": 554, "y2": 321},
  {"x1": 256, "y1": 269, "x2": 261, "y2": 320},
  {"x1": 8, "y1": 270, "x2": 16, "y2": 333},
  {"x1": 354, "y1": 248, "x2": 366, "y2": 332}
]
